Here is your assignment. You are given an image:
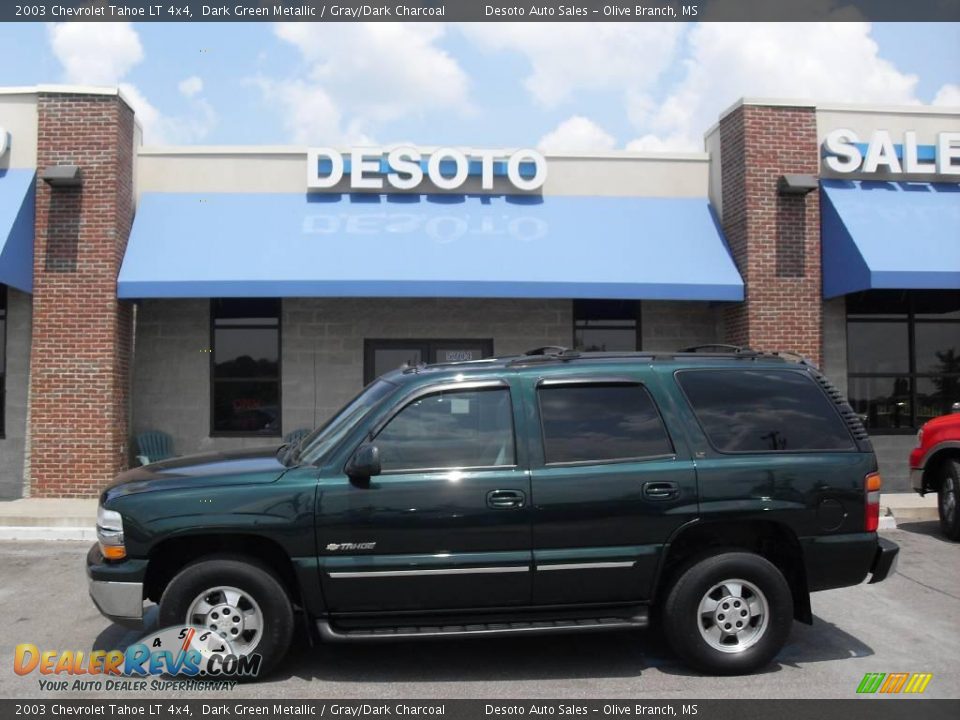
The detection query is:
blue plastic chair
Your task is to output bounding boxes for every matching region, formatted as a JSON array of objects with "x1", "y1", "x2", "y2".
[
  {"x1": 283, "y1": 428, "x2": 310, "y2": 445},
  {"x1": 135, "y1": 431, "x2": 174, "y2": 466}
]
